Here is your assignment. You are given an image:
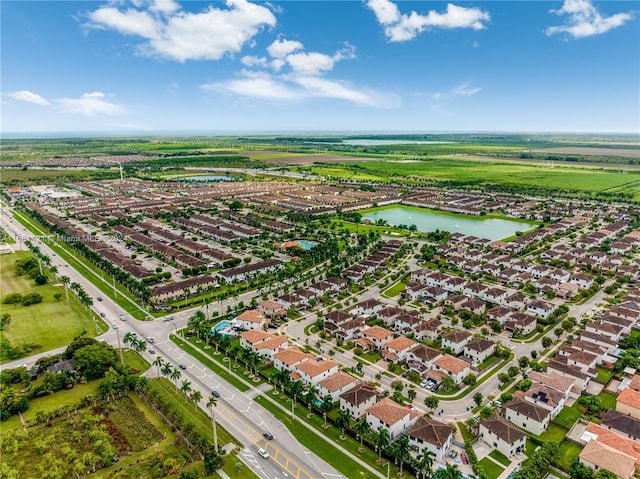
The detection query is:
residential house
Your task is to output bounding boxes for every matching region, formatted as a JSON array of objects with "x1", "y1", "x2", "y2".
[
  {"x1": 478, "y1": 416, "x2": 527, "y2": 457},
  {"x1": 340, "y1": 383, "x2": 378, "y2": 420},
  {"x1": 406, "y1": 344, "x2": 443, "y2": 374},
  {"x1": 601, "y1": 410, "x2": 640, "y2": 441},
  {"x1": 273, "y1": 347, "x2": 312, "y2": 373},
  {"x1": 441, "y1": 330, "x2": 472, "y2": 355},
  {"x1": 617, "y1": 387, "x2": 640, "y2": 419},
  {"x1": 526, "y1": 300, "x2": 556, "y2": 320},
  {"x1": 317, "y1": 371, "x2": 358, "y2": 402},
  {"x1": 503, "y1": 396, "x2": 552, "y2": 436},
  {"x1": 432, "y1": 355, "x2": 471, "y2": 384},
  {"x1": 360, "y1": 326, "x2": 394, "y2": 350},
  {"x1": 407, "y1": 417, "x2": 454, "y2": 462},
  {"x1": 353, "y1": 299, "x2": 384, "y2": 317},
  {"x1": 383, "y1": 336, "x2": 417, "y2": 363},
  {"x1": 578, "y1": 440, "x2": 636, "y2": 479},
  {"x1": 295, "y1": 357, "x2": 340, "y2": 386},
  {"x1": 235, "y1": 309, "x2": 270, "y2": 330},
  {"x1": 366, "y1": 397, "x2": 420, "y2": 440},
  {"x1": 258, "y1": 299, "x2": 286, "y2": 318},
  {"x1": 463, "y1": 338, "x2": 496, "y2": 365}
]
